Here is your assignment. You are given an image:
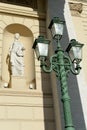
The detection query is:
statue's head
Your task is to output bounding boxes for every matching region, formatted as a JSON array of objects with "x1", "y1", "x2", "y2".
[{"x1": 14, "y1": 33, "x2": 20, "y2": 40}]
